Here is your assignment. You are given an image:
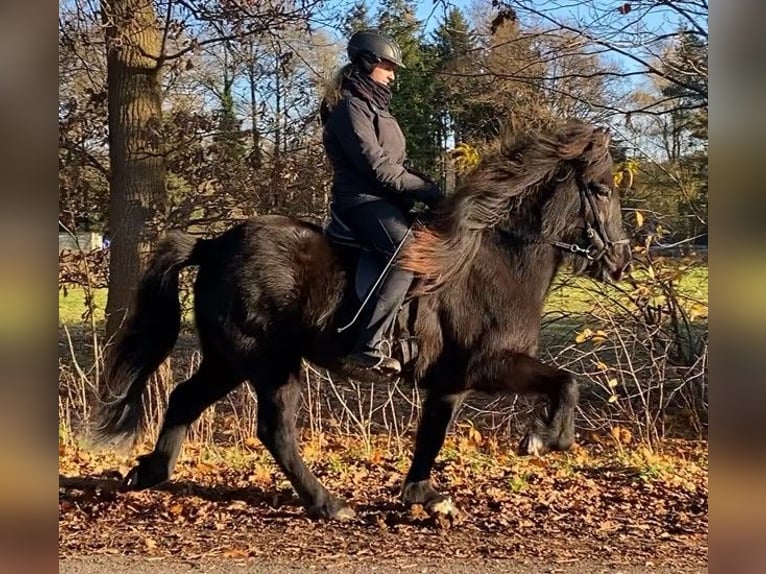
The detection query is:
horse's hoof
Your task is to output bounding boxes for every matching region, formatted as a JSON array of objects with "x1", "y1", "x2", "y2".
[
  {"x1": 122, "y1": 455, "x2": 169, "y2": 490},
  {"x1": 307, "y1": 498, "x2": 356, "y2": 522},
  {"x1": 518, "y1": 432, "x2": 549, "y2": 457},
  {"x1": 426, "y1": 495, "x2": 462, "y2": 520},
  {"x1": 401, "y1": 481, "x2": 462, "y2": 525},
  {"x1": 408, "y1": 496, "x2": 462, "y2": 528},
  {"x1": 332, "y1": 504, "x2": 357, "y2": 521}
]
